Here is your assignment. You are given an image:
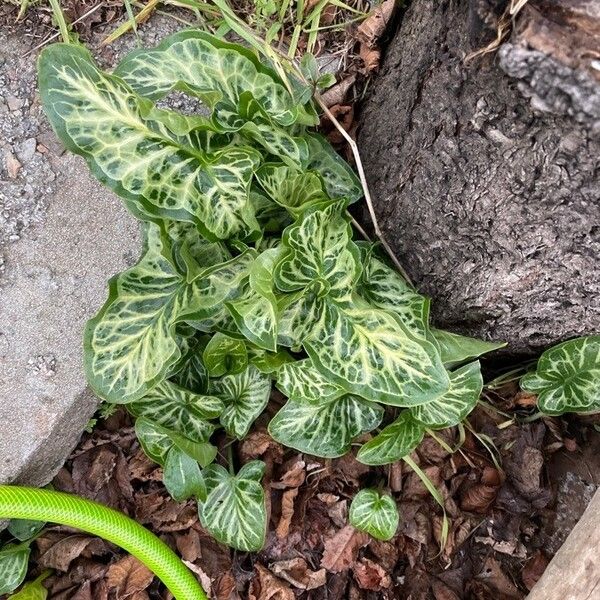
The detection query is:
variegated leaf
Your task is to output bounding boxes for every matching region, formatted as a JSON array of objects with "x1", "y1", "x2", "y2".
[
  {"x1": 275, "y1": 201, "x2": 360, "y2": 303},
  {"x1": 305, "y1": 133, "x2": 362, "y2": 203},
  {"x1": 349, "y1": 489, "x2": 399, "y2": 541},
  {"x1": 203, "y1": 333, "x2": 248, "y2": 377},
  {"x1": 521, "y1": 336, "x2": 600, "y2": 415},
  {"x1": 6, "y1": 572, "x2": 50, "y2": 600},
  {"x1": 255, "y1": 163, "x2": 326, "y2": 215},
  {"x1": 360, "y1": 250, "x2": 430, "y2": 338},
  {"x1": 170, "y1": 352, "x2": 208, "y2": 394},
  {"x1": 276, "y1": 289, "x2": 324, "y2": 349},
  {"x1": 306, "y1": 298, "x2": 450, "y2": 406},
  {"x1": 0, "y1": 544, "x2": 30, "y2": 595},
  {"x1": 85, "y1": 224, "x2": 252, "y2": 403},
  {"x1": 114, "y1": 30, "x2": 314, "y2": 127},
  {"x1": 248, "y1": 348, "x2": 295, "y2": 374},
  {"x1": 357, "y1": 411, "x2": 425, "y2": 465},
  {"x1": 227, "y1": 248, "x2": 282, "y2": 351},
  {"x1": 268, "y1": 394, "x2": 383, "y2": 458},
  {"x1": 199, "y1": 461, "x2": 266, "y2": 552},
  {"x1": 134, "y1": 418, "x2": 217, "y2": 467},
  {"x1": 240, "y1": 122, "x2": 308, "y2": 168},
  {"x1": 276, "y1": 358, "x2": 346, "y2": 403},
  {"x1": 411, "y1": 361, "x2": 483, "y2": 429},
  {"x1": 209, "y1": 365, "x2": 271, "y2": 439},
  {"x1": 128, "y1": 379, "x2": 222, "y2": 443},
  {"x1": 163, "y1": 446, "x2": 206, "y2": 501},
  {"x1": 39, "y1": 44, "x2": 261, "y2": 240},
  {"x1": 432, "y1": 328, "x2": 505, "y2": 367}
]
